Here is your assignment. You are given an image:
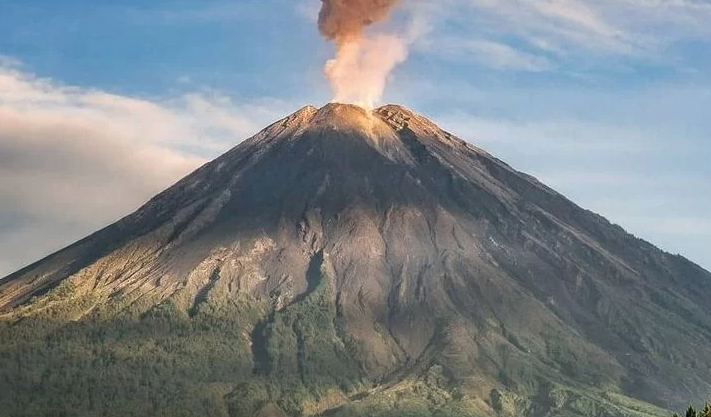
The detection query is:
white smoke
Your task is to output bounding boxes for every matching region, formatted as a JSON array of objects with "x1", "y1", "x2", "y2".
[
  {"x1": 318, "y1": 0, "x2": 416, "y2": 109},
  {"x1": 324, "y1": 33, "x2": 408, "y2": 108}
]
